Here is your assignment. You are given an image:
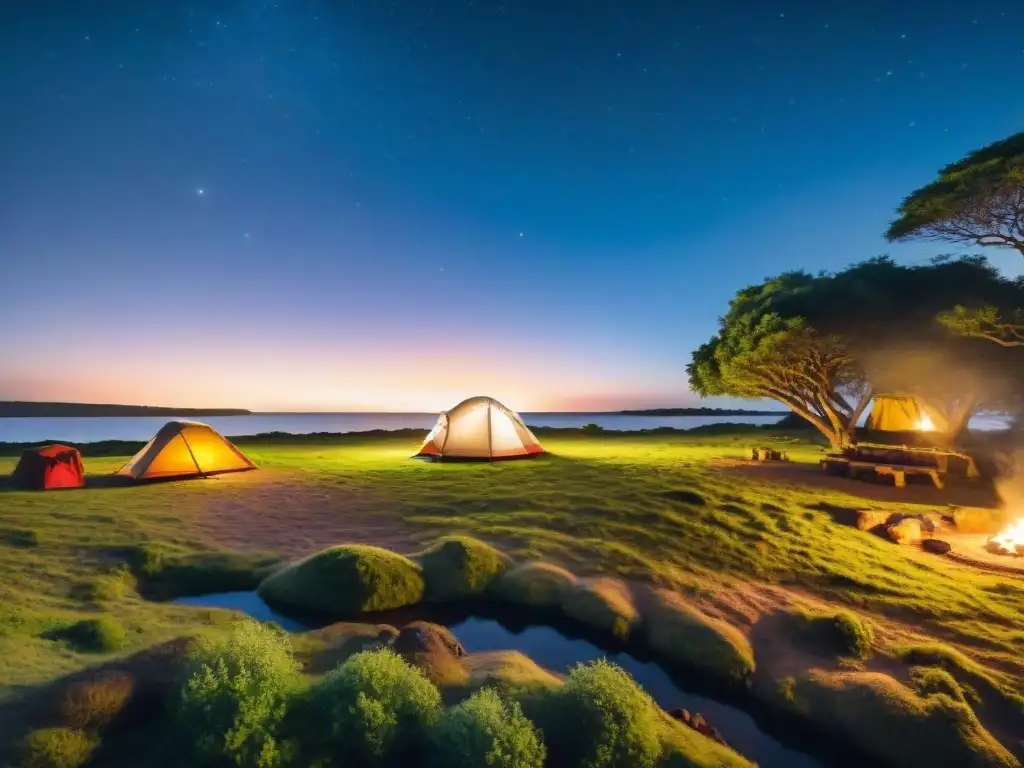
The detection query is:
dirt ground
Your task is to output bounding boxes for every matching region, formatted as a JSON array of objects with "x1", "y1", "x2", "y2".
[
  {"x1": 191, "y1": 470, "x2": 421, "y2": 558},
  {"x1": 718, "y1": 458, "x2": 1002, "y2": 509}
]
